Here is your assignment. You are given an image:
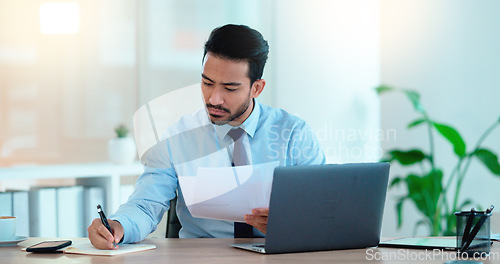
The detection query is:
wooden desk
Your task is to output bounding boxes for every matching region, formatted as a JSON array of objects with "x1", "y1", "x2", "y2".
[{"x1": 2, "y1": 238, "x2": 499, "y2": 264}]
